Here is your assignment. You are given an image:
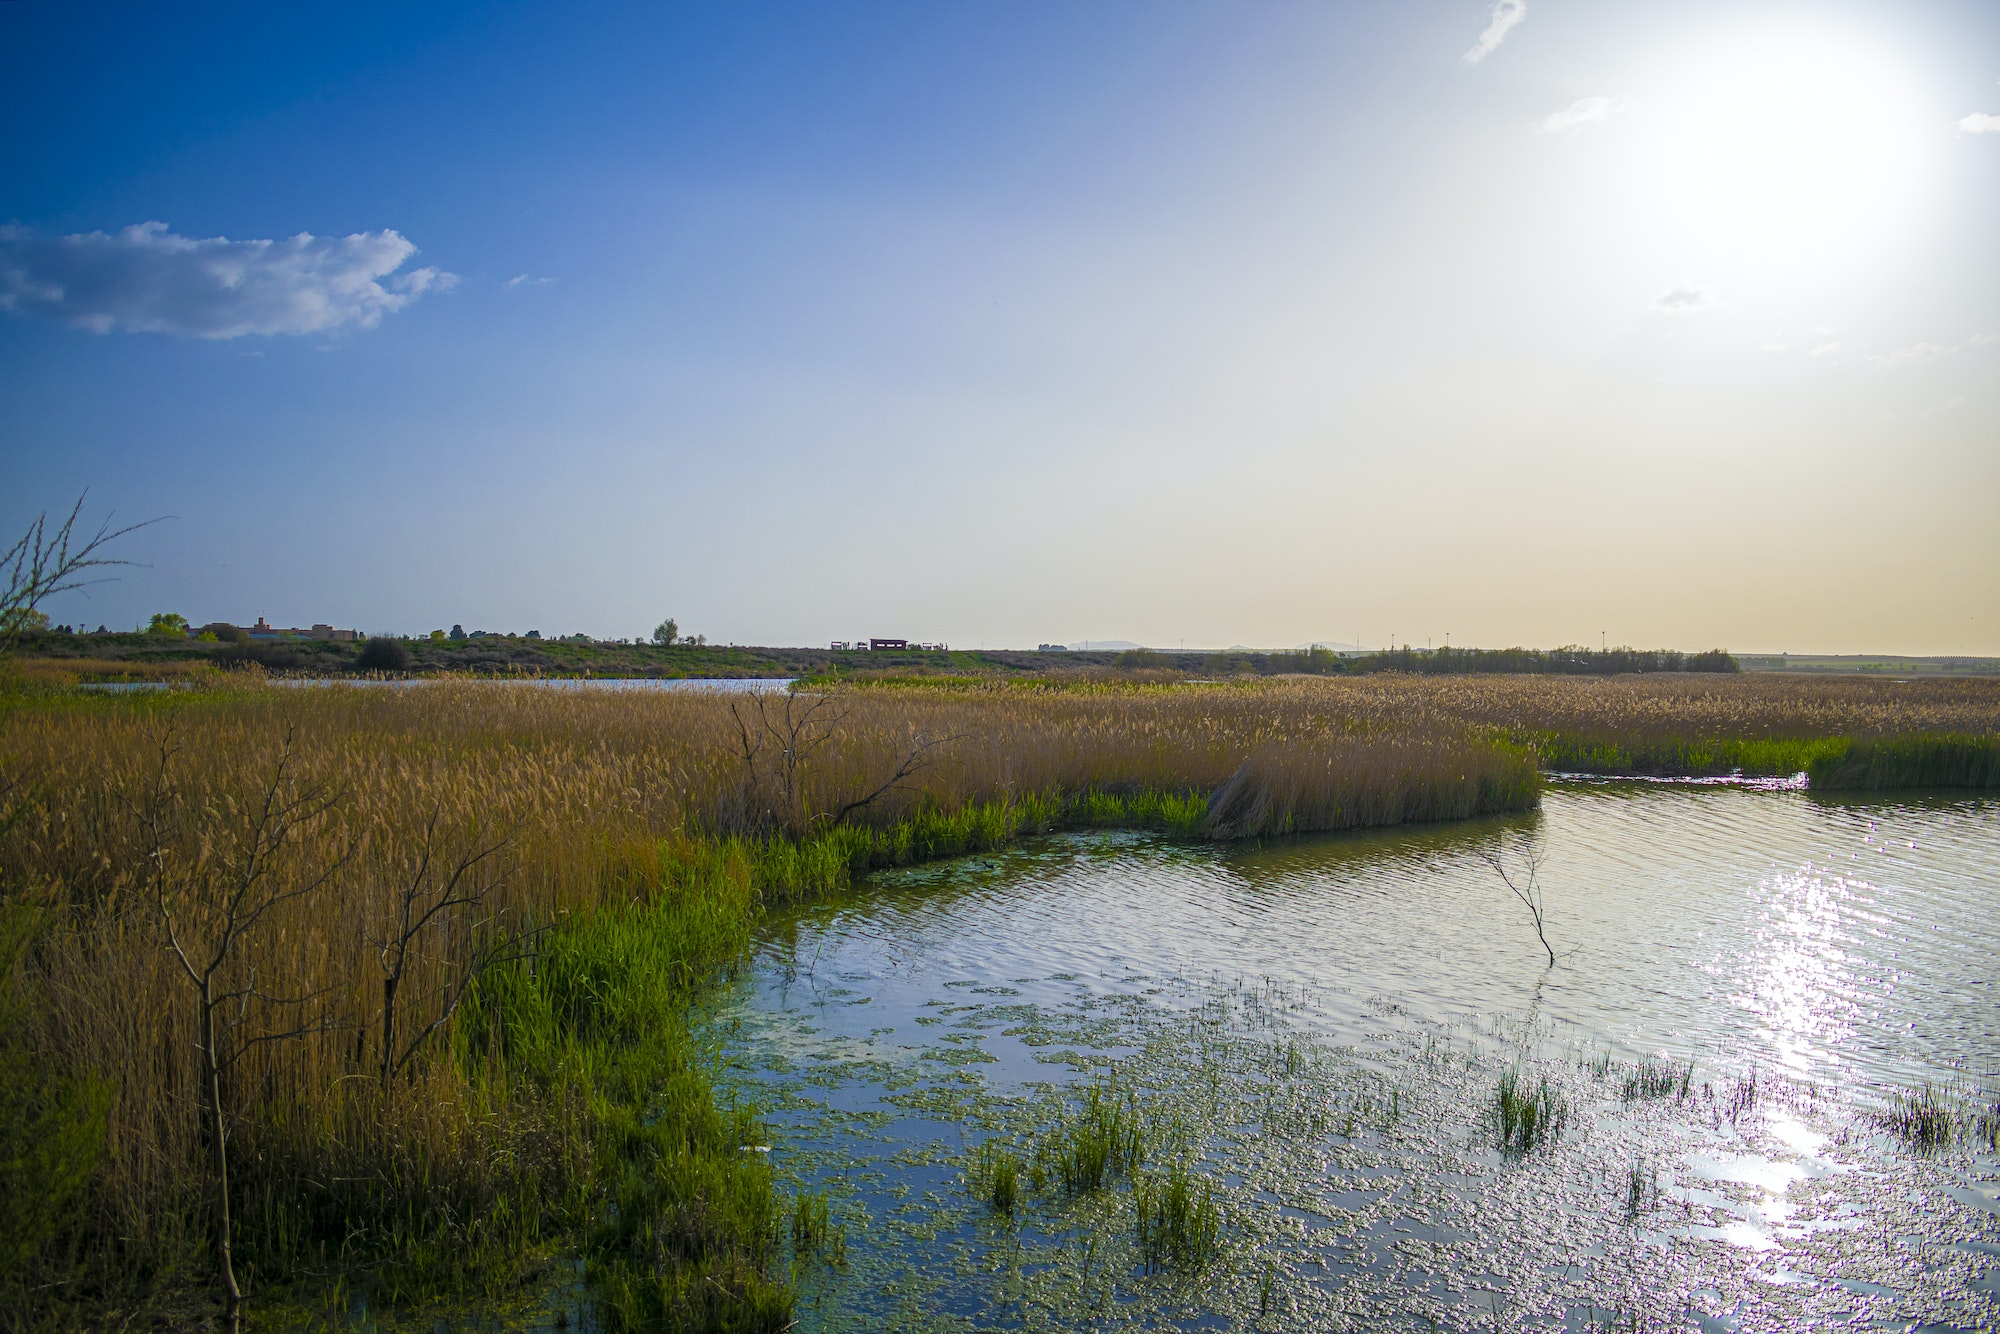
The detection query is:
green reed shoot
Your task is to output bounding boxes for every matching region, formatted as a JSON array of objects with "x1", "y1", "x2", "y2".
[
  {"x1": 1135, "y1": 1163, "x2": 1221, "y2": 1273},
  {"x1": 791, "y1": 1188, "x2": 844, "y2": 1265},
  {"x1": 1492, "y1": 1066, "x2": 1569, "y2": 1156},
  {"x1": 1045, "y1": 1083, "x2": 1146, "y2": 1195},
  {"x1": 1622, "y1": 1057, "x2": 1693, "y2": 1103},
  {"x1": 973, "y1": 1139, "x2": 1021, "y2": 1216}
]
